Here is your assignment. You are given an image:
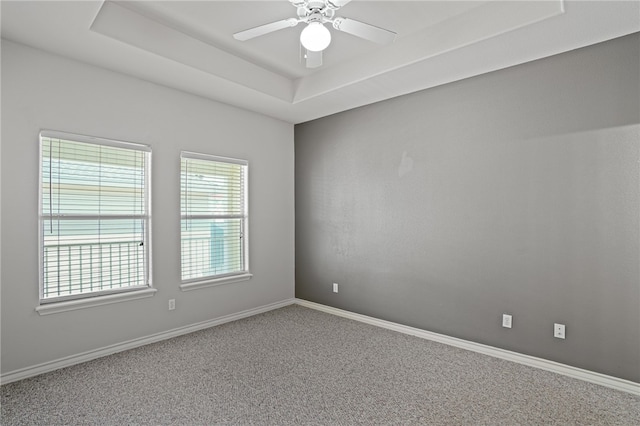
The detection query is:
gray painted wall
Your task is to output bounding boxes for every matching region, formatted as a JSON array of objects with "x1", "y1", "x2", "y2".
[
  {"x1": 1, "y1": 41, "x2": 295, "y2": 375},
  {"x1": 295, "y1": 34, "x2": 640, "y2": 382}
]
